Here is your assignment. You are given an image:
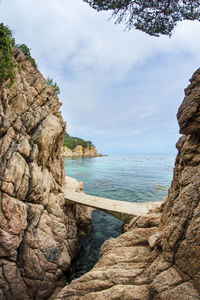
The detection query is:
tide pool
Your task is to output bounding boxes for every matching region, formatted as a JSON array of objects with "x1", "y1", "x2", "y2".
[{"x1": 64, "y1": 154, "x2": 175, "y2": 280}]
